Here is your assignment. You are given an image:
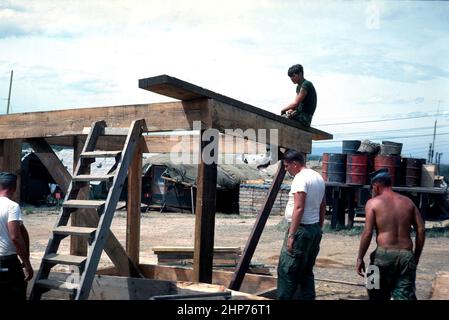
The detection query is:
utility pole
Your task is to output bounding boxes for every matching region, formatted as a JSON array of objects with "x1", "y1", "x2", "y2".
[
  {"x1": 6, "y1": 70, "x2": 13, "y2": 114},
  {"x1": 430, "y1": 100, "x2": 441, "y2": 164},
  {"x1": 428, "y1": 143, "x2": 432, "y2": 163}
]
